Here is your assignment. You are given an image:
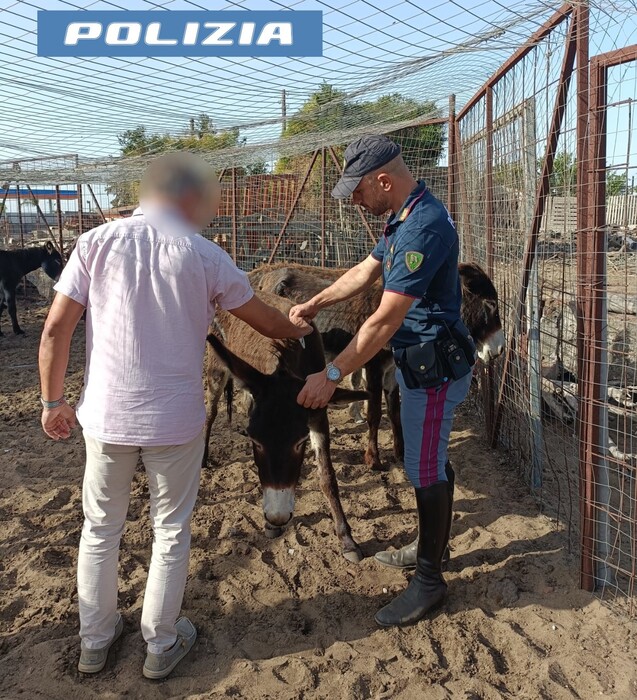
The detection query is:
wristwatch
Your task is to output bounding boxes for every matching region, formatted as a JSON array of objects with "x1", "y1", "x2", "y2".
[{"x1": 326, "y1": 362, "x2": 343, "y2": 384}]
